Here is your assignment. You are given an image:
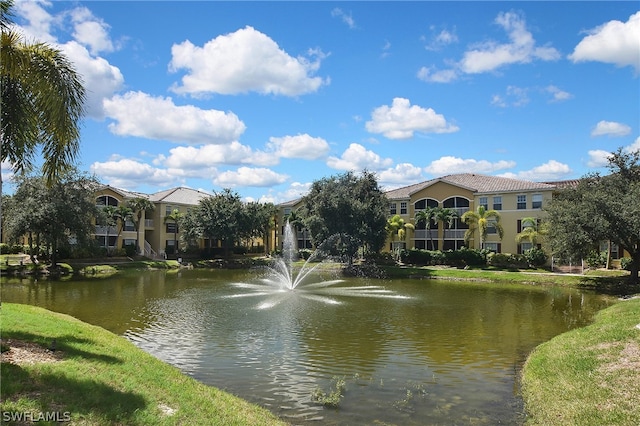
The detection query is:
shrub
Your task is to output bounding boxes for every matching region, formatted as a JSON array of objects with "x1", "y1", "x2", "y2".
[
  {"x1": 620, "y1": 257, "x2": 633, "y2": 271},
  {"x1": 0, "y1": 243, "x2": 8, "y2": 254},
  {"x1": 299, "y1": 249, "x2": 313, "y2": 260},
  {"x1": 524, "y1": 247, "x2": 548, "y2": 267},
  {"x1": 585, "y1": 250, "x2": 607, "y2": 269},
  {"x1": 488, "y1": 253, "x2": 529, "y2": 269},
  {"x1": 401, "y1": 249, "x2": 431, "y2": 265}
]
